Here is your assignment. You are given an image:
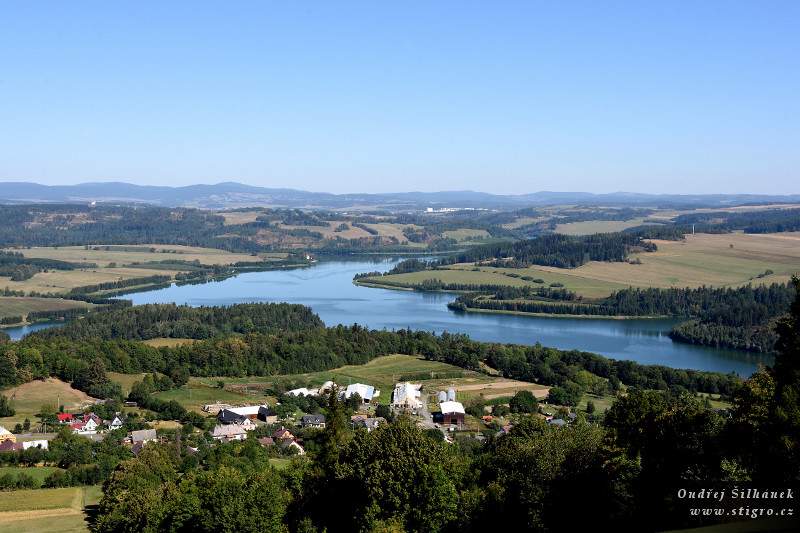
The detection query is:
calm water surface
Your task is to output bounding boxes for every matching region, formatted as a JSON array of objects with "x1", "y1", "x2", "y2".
[{"x1": 6, "y1": 258, "x2": 769, "y2": 376}]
